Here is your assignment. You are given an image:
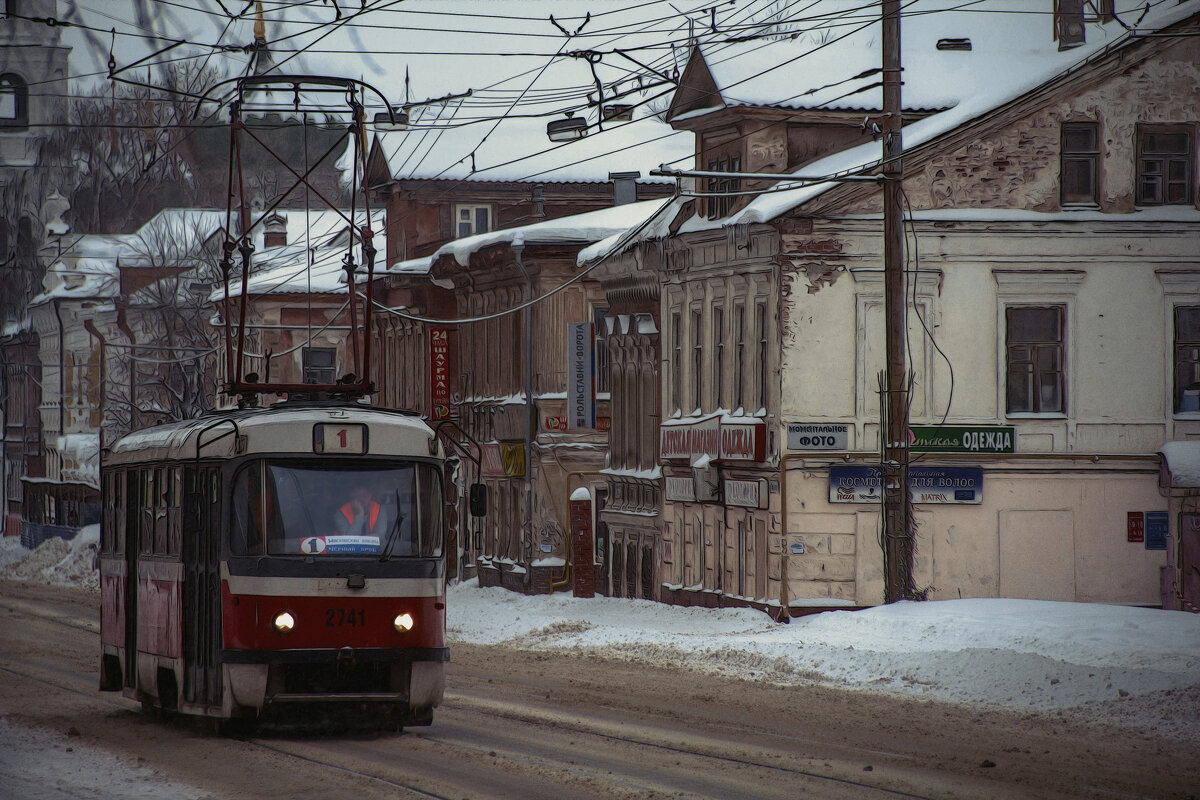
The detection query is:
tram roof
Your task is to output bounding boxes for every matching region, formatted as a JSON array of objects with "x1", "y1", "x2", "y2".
[{"x1": 104, "y1": 404, "x2": 439, "y2": 466}]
